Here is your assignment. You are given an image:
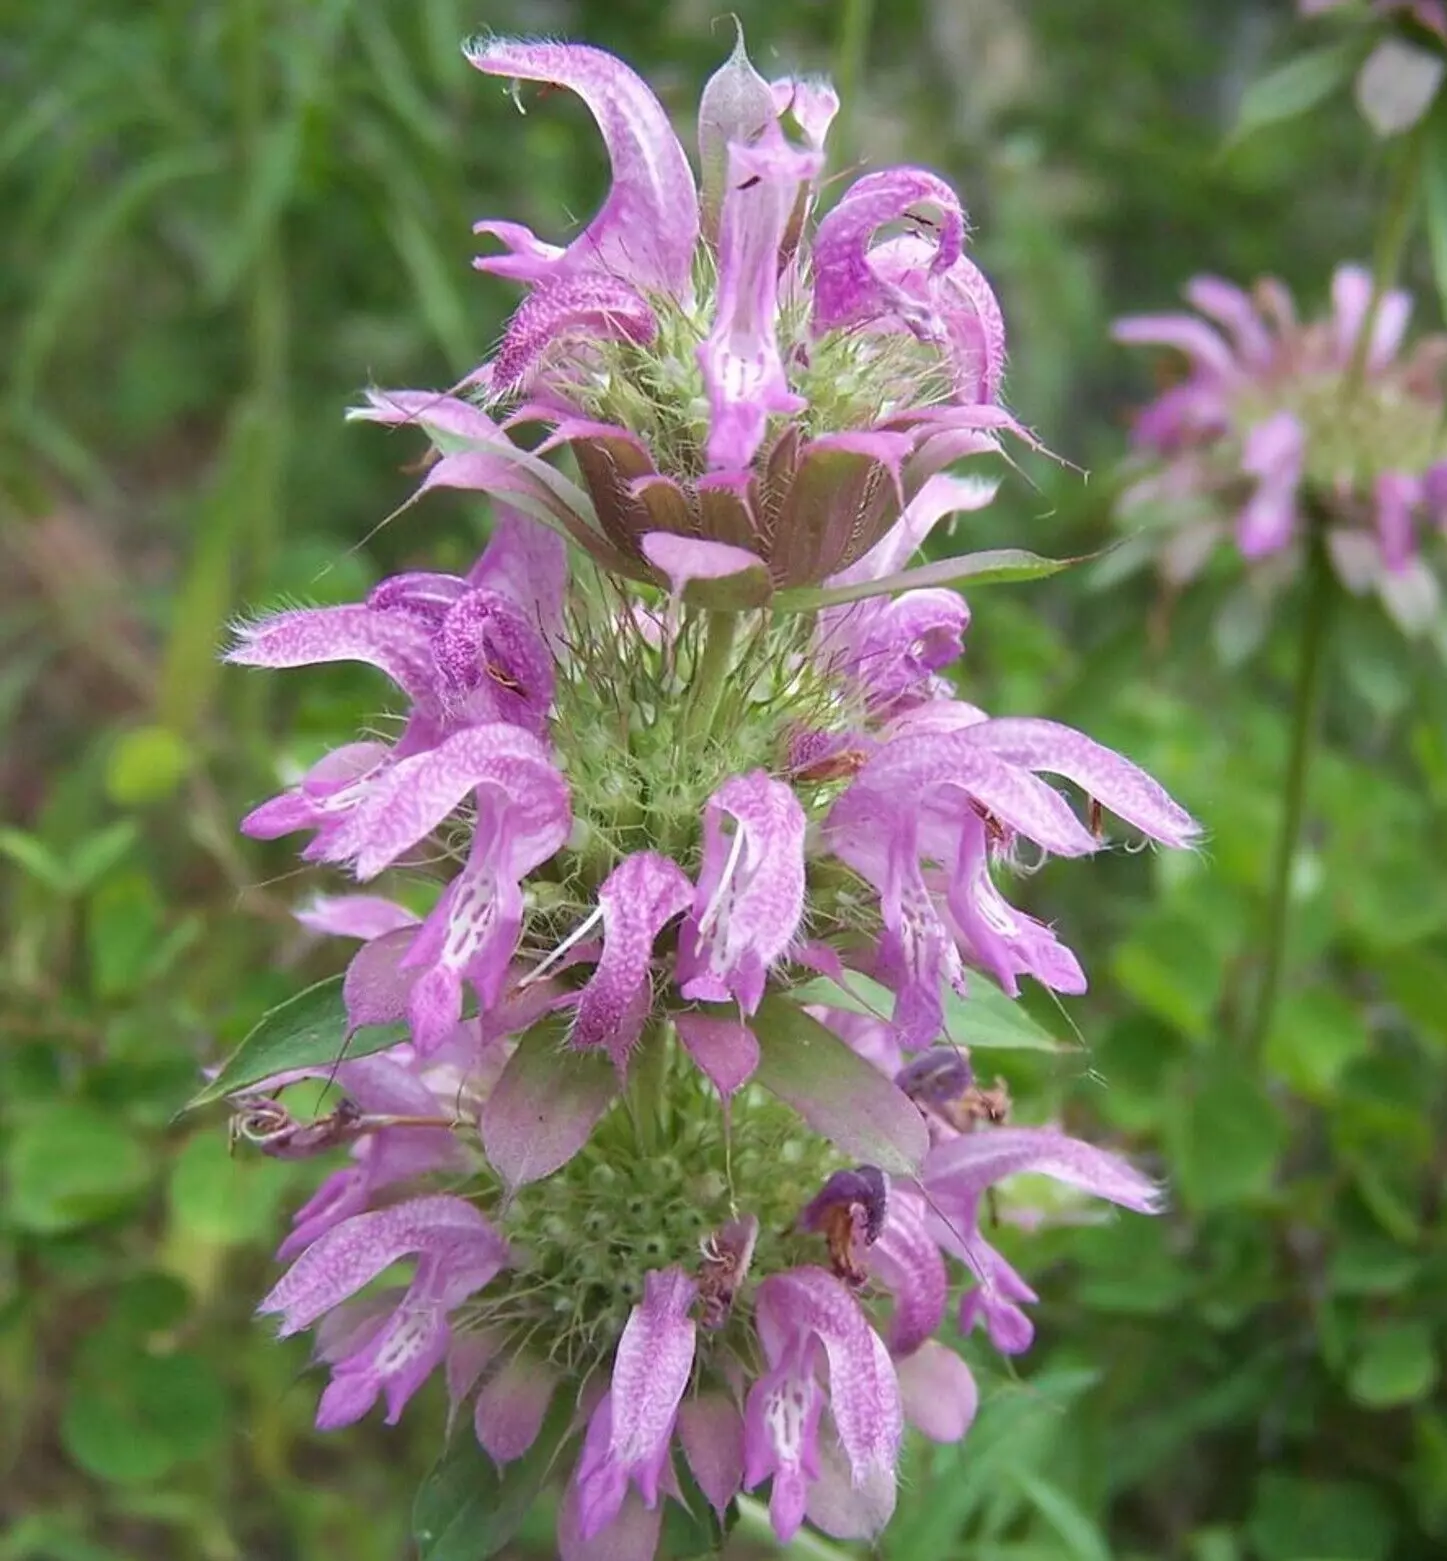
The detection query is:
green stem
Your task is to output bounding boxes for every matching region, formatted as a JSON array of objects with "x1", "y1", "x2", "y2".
[
  {"x1": 1344, "y1": 114, "x2": 1428, "y2": 392},
  {"x1": 830, "y1": 0, "x2": 875, "y2": 168},
  {"x1": 1243, "y1": 528, "x2": 1334, "y2": 1054},
  {"x1": 686, "y1": 610, "x2": 739, "y2": 740},
  {"x1": 732, "y1": 1496, "x2": 858, "y2": 1559}
]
